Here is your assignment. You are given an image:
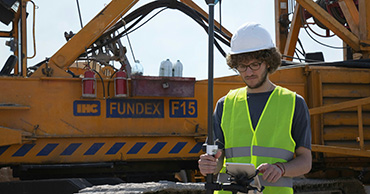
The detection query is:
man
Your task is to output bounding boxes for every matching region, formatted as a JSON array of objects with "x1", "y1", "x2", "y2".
[{"x1": 198, "y1": 22, "x2": 312, "y2": 194}]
